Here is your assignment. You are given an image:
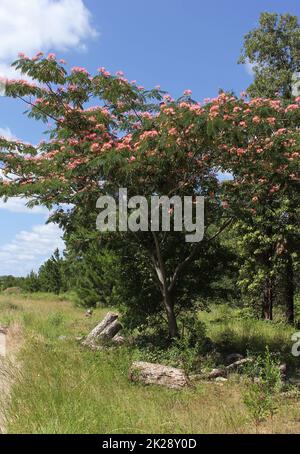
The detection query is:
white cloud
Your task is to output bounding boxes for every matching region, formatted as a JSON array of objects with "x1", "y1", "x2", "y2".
[
  {"x1": 0, "y1": 127, "x2": 14, "y2": 140},
  {"x1": 0, "y1": 197, "x2": 49, "y2": 215},
  {"x1": 0, "y1": 0, "x2": 97, "y2": 79},
  {"x1": 245, "y1": 60, "x2": 255, "y2": 76},
  {"x1": 0, "y1": 223, "x2": 64, "y2": 275}
]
